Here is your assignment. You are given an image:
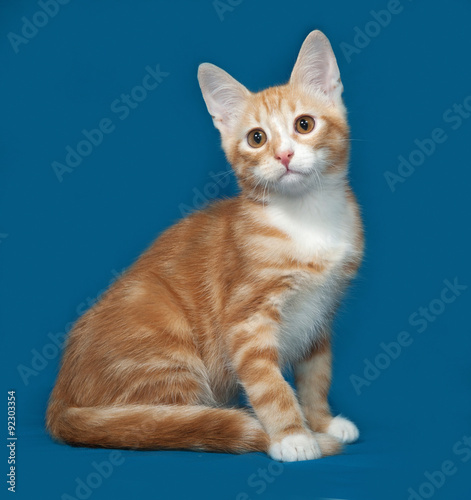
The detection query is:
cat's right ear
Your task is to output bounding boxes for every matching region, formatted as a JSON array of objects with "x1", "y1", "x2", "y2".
[{"x1": 198, "y1": 63, "x2": 250, "y2": 133}]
